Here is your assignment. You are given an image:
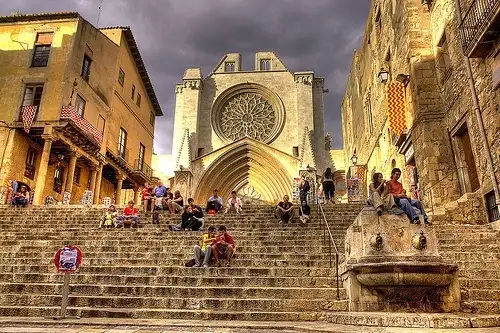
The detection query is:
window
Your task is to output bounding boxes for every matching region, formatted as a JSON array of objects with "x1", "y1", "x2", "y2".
[
  {"x1": 53, "y1": 166, "x2": 65, "y2": 194},
  {"x1": 485, "y1": 191, "x2": 500, "y2": 222},
  {"x1": 20, "y1": 85, "x2": 43, "y2": 120},
  {"x1": 118, "y1": 68, "x2": 125, "y2": 86},
  {"x1": 73, "y1": 166, "x2": 81, "y2": 184},
  {"x1": 24, "y1": 148, "x2": 37, "y2": 179},
  {"x1": 293, "y1": 146, "x2": 299, "y2": 157},
  {"x1": 260, "y1": 59, "x2": 271, "y2": 71},
  {"x1": 136, "y1": 93, "x2": 141, "y2": 107},
  {"x1": 118, "y1": 128, "x2": 127, "y2": 158},
  {"x1": 138, "y1": 143, "x2": 145, "y2": 170},
  {"x1": 97, "y1": 115, "x2": 106, "y2": 134},
  {"x1": 31, "y1": 32, "x2": 53, "y2": 67},
  {"x1": 150, "y1": 112, "x2": 155, "y2": 126},
  {"x1": 225, "y1": 62, "x2": 235, "y2": 72},
  {"x1": 81, "y1": 54, "x2": 92, "y2": 81},
  {"x1": 75, "y1": 95, "x2": 86, "y2": 117},
  {"x1": 437, "y1": 33, "x2": 452, "y2": 84},
  {"x1": 131, "y1": 84, "x2": 136, "y2": 99}
]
